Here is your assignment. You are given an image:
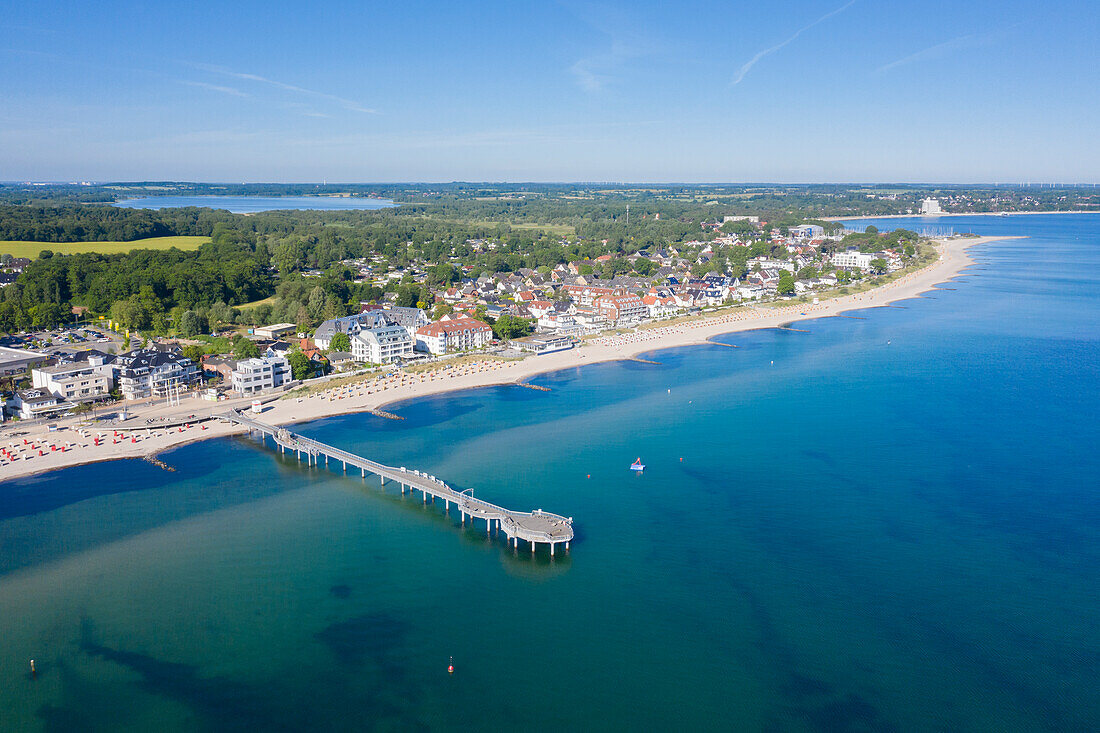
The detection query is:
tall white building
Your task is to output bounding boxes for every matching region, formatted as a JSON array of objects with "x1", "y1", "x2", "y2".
[
  {"x1": 351, "y1": 322, "x2": 414, "y2": 363},
  {"x1": 920, "y1": 198, "x2": 943, "y2": 215}
]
